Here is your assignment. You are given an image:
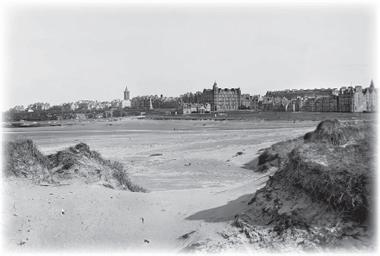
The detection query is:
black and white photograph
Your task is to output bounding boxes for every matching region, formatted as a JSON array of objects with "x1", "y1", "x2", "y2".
[{"x1": 0, "y1": 0, "x2": 378, "y2": 254}]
